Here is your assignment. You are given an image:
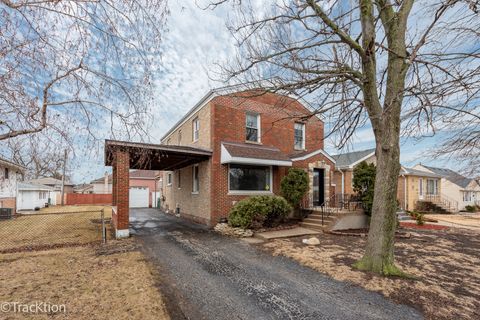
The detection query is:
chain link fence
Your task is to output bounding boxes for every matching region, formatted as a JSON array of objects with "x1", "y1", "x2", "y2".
[{"x1": 0, "y1": 207, "x2": 111, "y2": 253}]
